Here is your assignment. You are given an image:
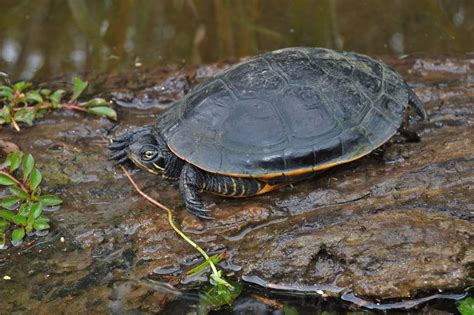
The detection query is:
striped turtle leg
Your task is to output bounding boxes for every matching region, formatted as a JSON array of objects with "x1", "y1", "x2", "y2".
[
  {"x1": 179, "y1": 164, "x2": 268, "y2": 219},
  {"x1": 393, "y1": 84, "x2": 426, "y2": 144}
]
